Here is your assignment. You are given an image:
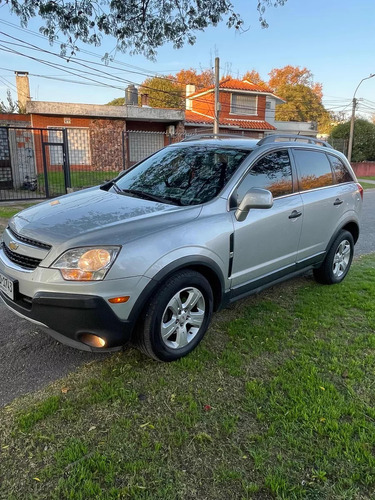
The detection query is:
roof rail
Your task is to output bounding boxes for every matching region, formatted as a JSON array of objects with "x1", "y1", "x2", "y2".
[
  {"x1": 257, "y1": 134, "x2": 333, "y2": 148},
  {"x1": 181, "y1": 133, "x2": 251, "y2": 142}
]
